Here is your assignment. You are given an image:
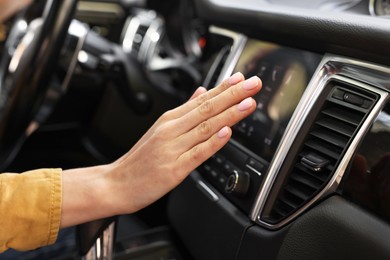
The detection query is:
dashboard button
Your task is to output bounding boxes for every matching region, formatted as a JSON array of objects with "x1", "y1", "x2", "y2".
[
  {"x1": 210, "y1": 170, "x2": 218, "y2": 178},
  {"x1": 204, "y1": 164, "x2": 212, "y2": 172},
  {"x1": 247, "y1": 158, "x2": 264, "y2": 172},
  {"x1": 218, "y1": 175, "x2": 227, "y2": 186},
  {"x1": 214, "y1": 155, "x2": 225, "y2": 164},
  {"x1": 343, "y1": 92, "x2": 365, "y2": 106},
  {"x1": 257, "y1": 63, "x2": 269, "y2": 77},
  {"x1": 225, "y1": 170, "x2": 250, "y2": 197},
  {"x1": 224, "y1": 162, "x2": 233, "y2": 172},
  {"x1": 271, "y1": 65, "x2": 284, "y2": 83}
]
